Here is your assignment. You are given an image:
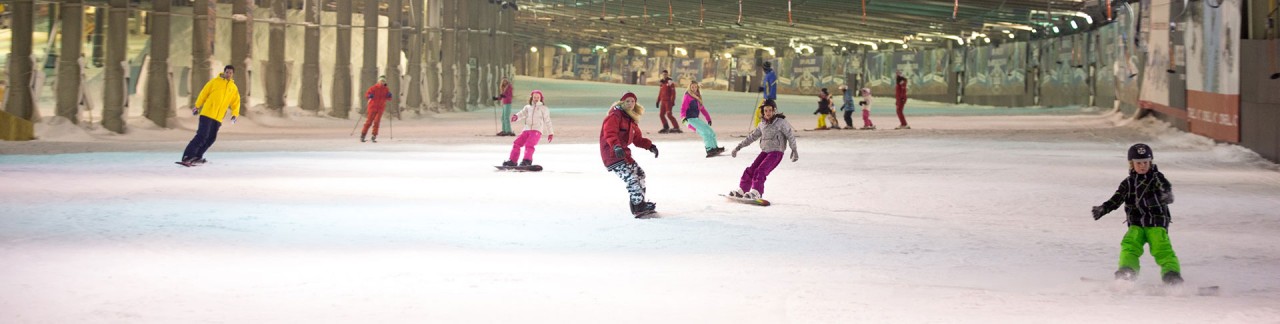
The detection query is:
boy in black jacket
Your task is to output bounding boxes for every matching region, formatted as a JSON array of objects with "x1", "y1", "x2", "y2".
[{"x1": 1092, "y1": 143, "x2": 1182, "y2": 284}]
